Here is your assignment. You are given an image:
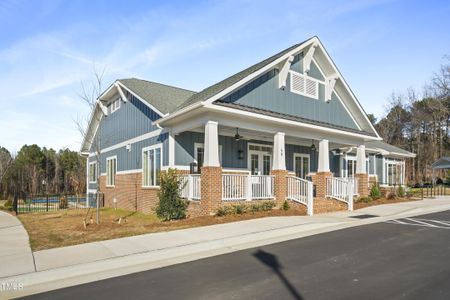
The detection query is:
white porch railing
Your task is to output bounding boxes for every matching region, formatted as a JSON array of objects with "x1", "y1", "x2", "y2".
[
  {"x1": 347, "y1": 177, "x2": 359, "y2": 195},
  {"x1": 179, "y1": 174, "x2": 201, "y2": 201},
  {"x1": 222, "y1": 174, "x2": 274, "y2": 201},
  {"x1": 286, "y1": 176, "x2": 314, "y2": 216},
  {"x1": 326, "y1": 177, "x2": 354, "y2": 211}
]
